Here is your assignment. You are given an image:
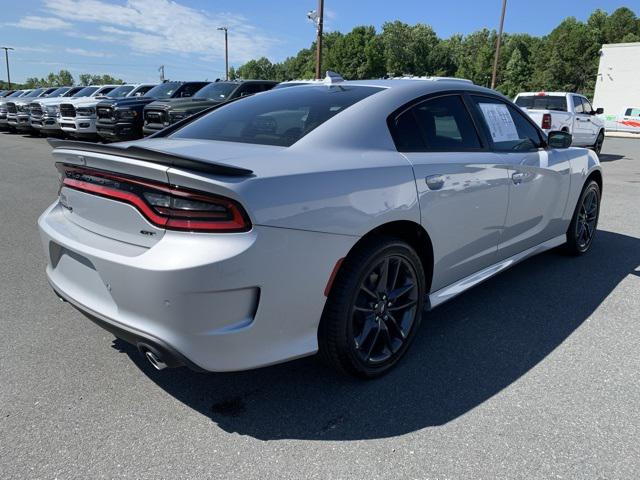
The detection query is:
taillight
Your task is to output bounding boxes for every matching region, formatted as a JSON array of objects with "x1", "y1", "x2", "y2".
[
  {"x1": 56, "y1": 163, "x2": 250, "y2": 232},
  {"x1": 541, "y1": 113, "x2": 552, "y2": 130}
]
